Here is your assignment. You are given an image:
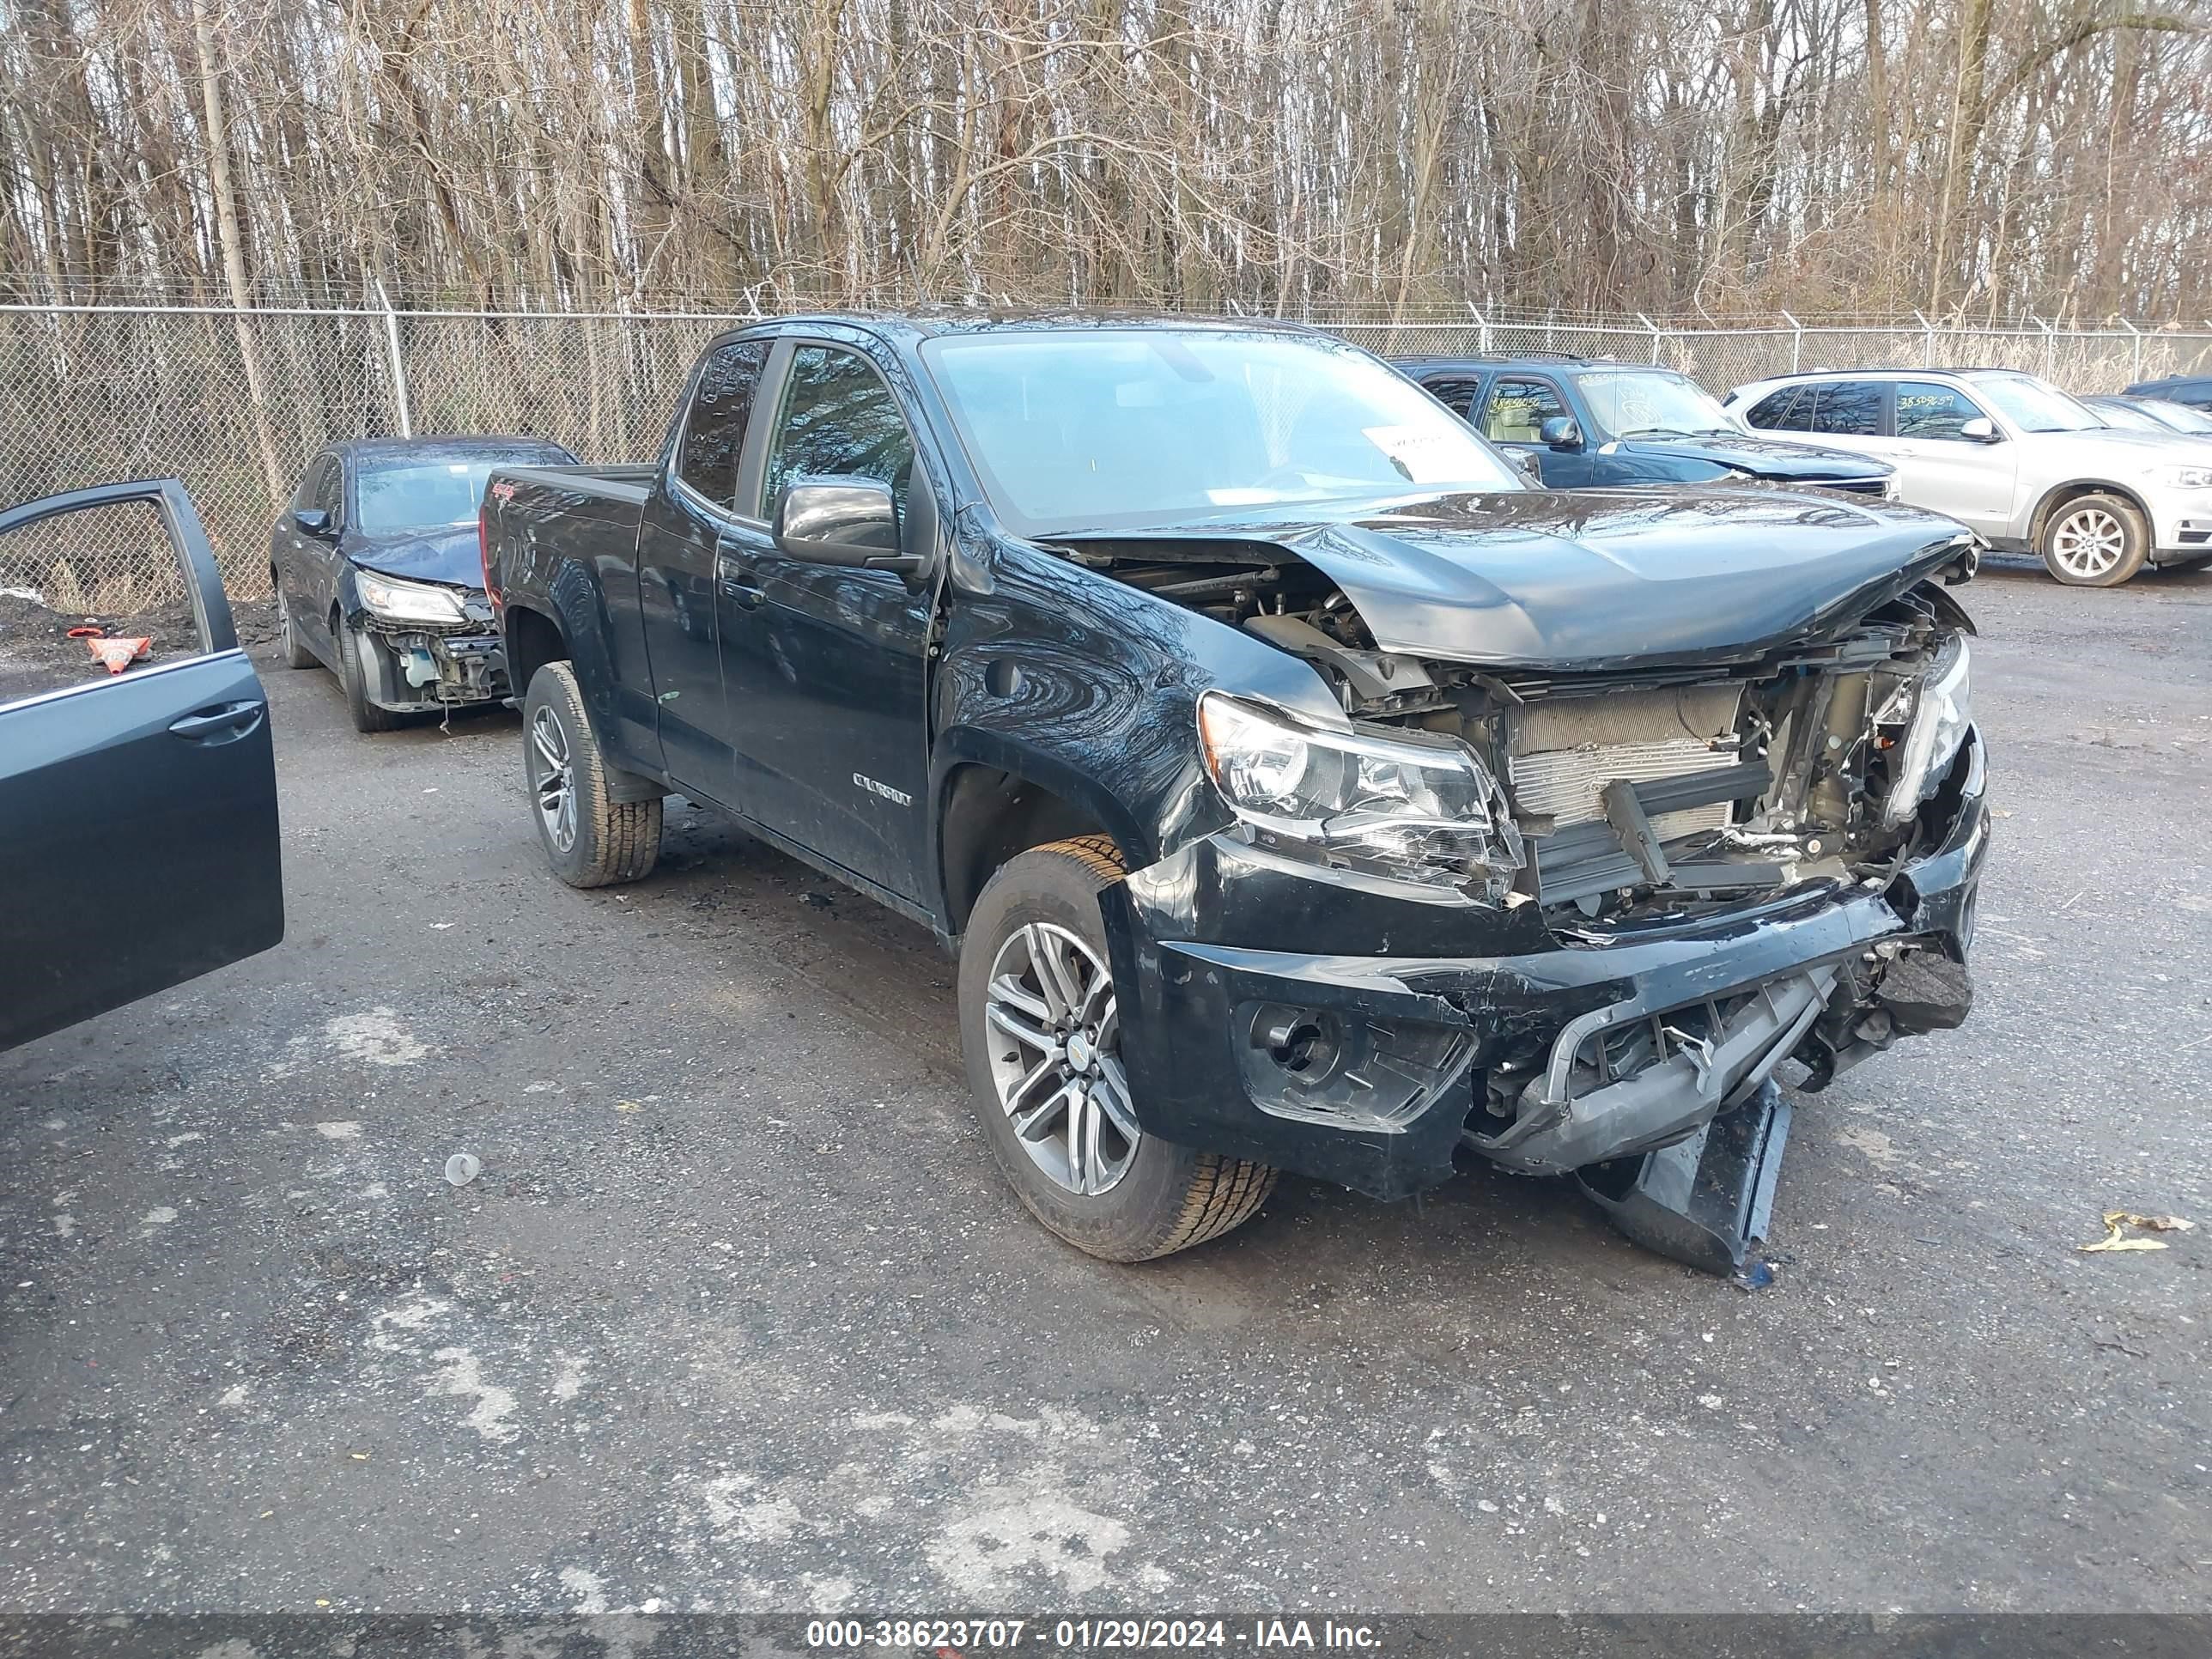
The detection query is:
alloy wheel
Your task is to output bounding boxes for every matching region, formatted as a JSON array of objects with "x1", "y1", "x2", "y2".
[
  {"x1": 981, "y1": 921, "x2": 1139, "y2": 1196},
  {"x1": 2051, "y1": 507, "x2": 2126, "y2": 580},
  {"x1": 529, "y1": 706, "x2": 577, "y2": 853}
]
